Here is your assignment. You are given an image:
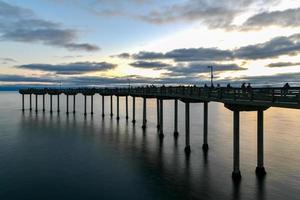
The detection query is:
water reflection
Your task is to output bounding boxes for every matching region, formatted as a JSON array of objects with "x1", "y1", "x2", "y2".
[{"x1": 2, "y1": 92, "x2": 300, "y2": 199}]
